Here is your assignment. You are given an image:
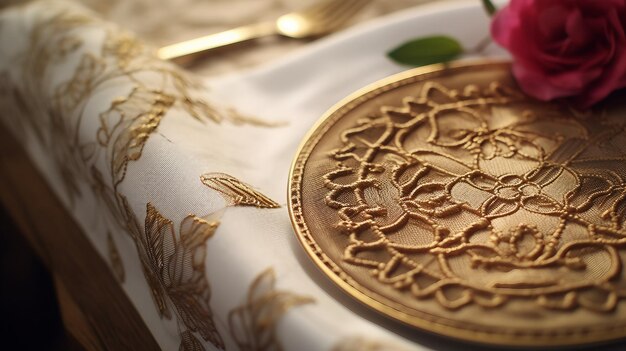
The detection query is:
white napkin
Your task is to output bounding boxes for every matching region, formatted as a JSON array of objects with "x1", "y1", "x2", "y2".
[{"x1": 0, "y1": 1, "x2": 503, "y2": 350}]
